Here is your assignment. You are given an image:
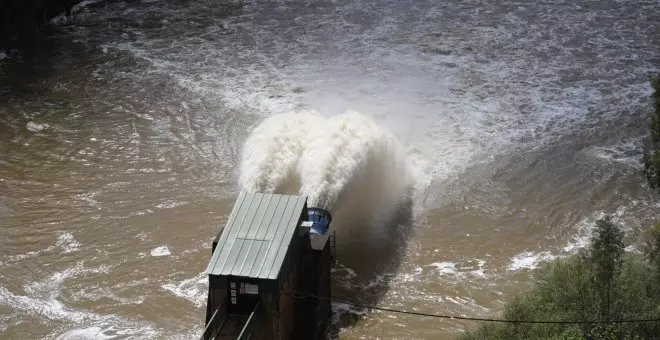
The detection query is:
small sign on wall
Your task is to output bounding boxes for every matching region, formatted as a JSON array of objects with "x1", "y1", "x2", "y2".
[
  {"x1": 230, "y1": 282, "x2": 237, "y2": 304},
  {"x1": 227, "y1": 278, "x2": 259, "y2": 313},
  {"x1": 238, "y1": 282, "x2": 258, "y2": 295},
  {"x1": 245, "y1": 283, "x2": 259, "y2": 295}
]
